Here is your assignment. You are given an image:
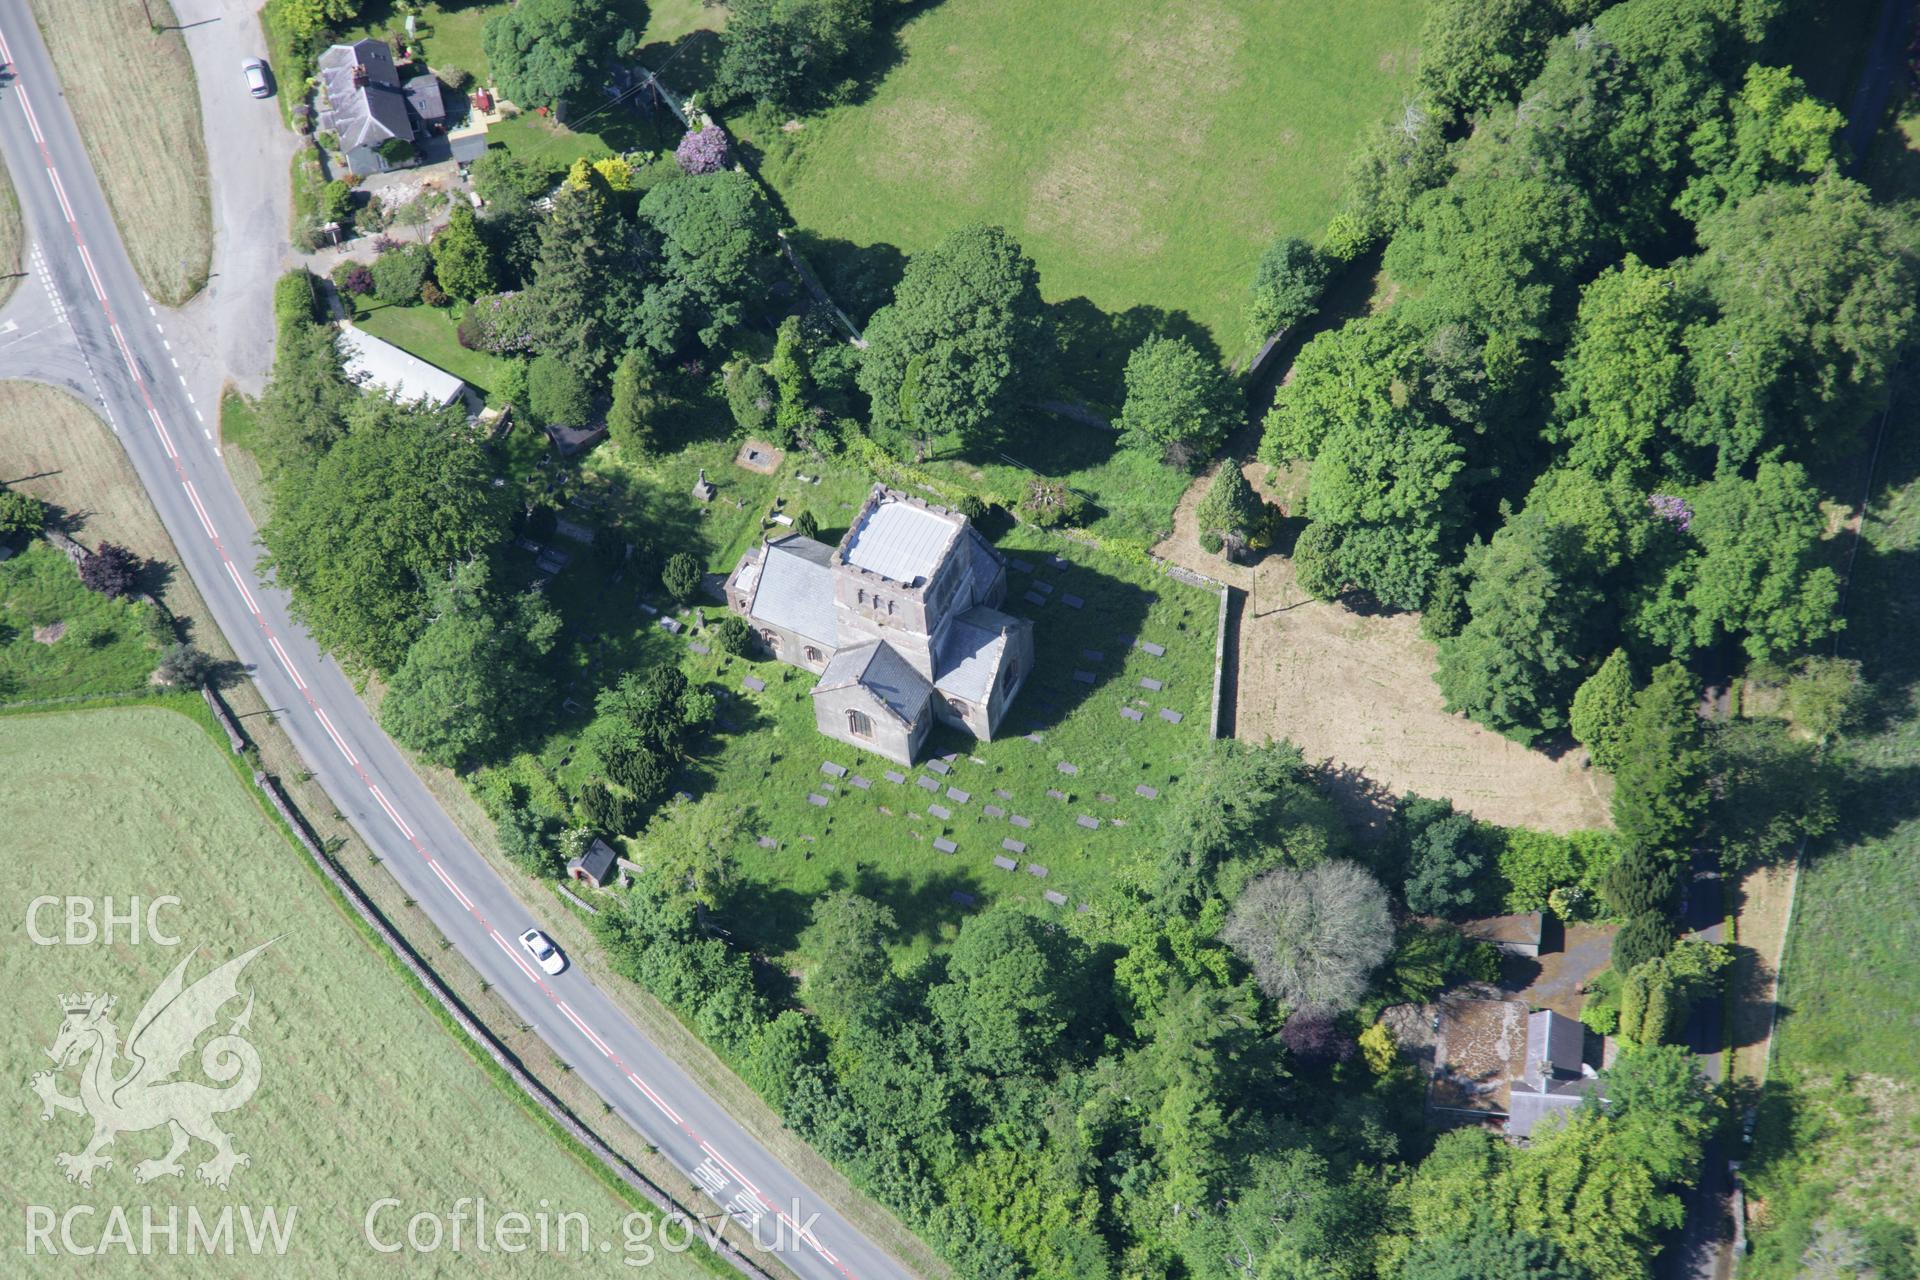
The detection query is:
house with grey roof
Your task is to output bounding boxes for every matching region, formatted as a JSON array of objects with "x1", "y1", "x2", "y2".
[
  {"x1": 725, "y1": 485, "x2": 1035, "y2": 764},
  {"x1": 1428, "y1": 999, "x2": 1602, "y2": 1139},
  {"x1": 316, "y1": 39, "x2": 445, "y2": 175}
]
